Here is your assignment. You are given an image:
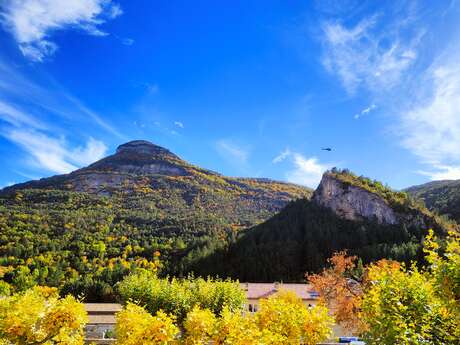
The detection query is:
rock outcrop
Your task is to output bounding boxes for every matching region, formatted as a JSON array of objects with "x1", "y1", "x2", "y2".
[{"x1": 313, "y1": 172, "x2": 398, "y2": 224}]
